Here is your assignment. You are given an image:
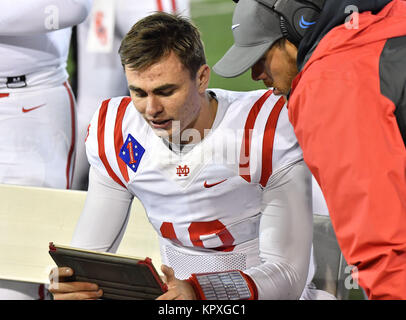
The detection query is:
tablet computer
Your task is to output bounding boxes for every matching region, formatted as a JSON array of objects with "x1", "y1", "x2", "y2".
[{"x1": 49, "y1": 242, "x2": 167, "y2": 300}]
